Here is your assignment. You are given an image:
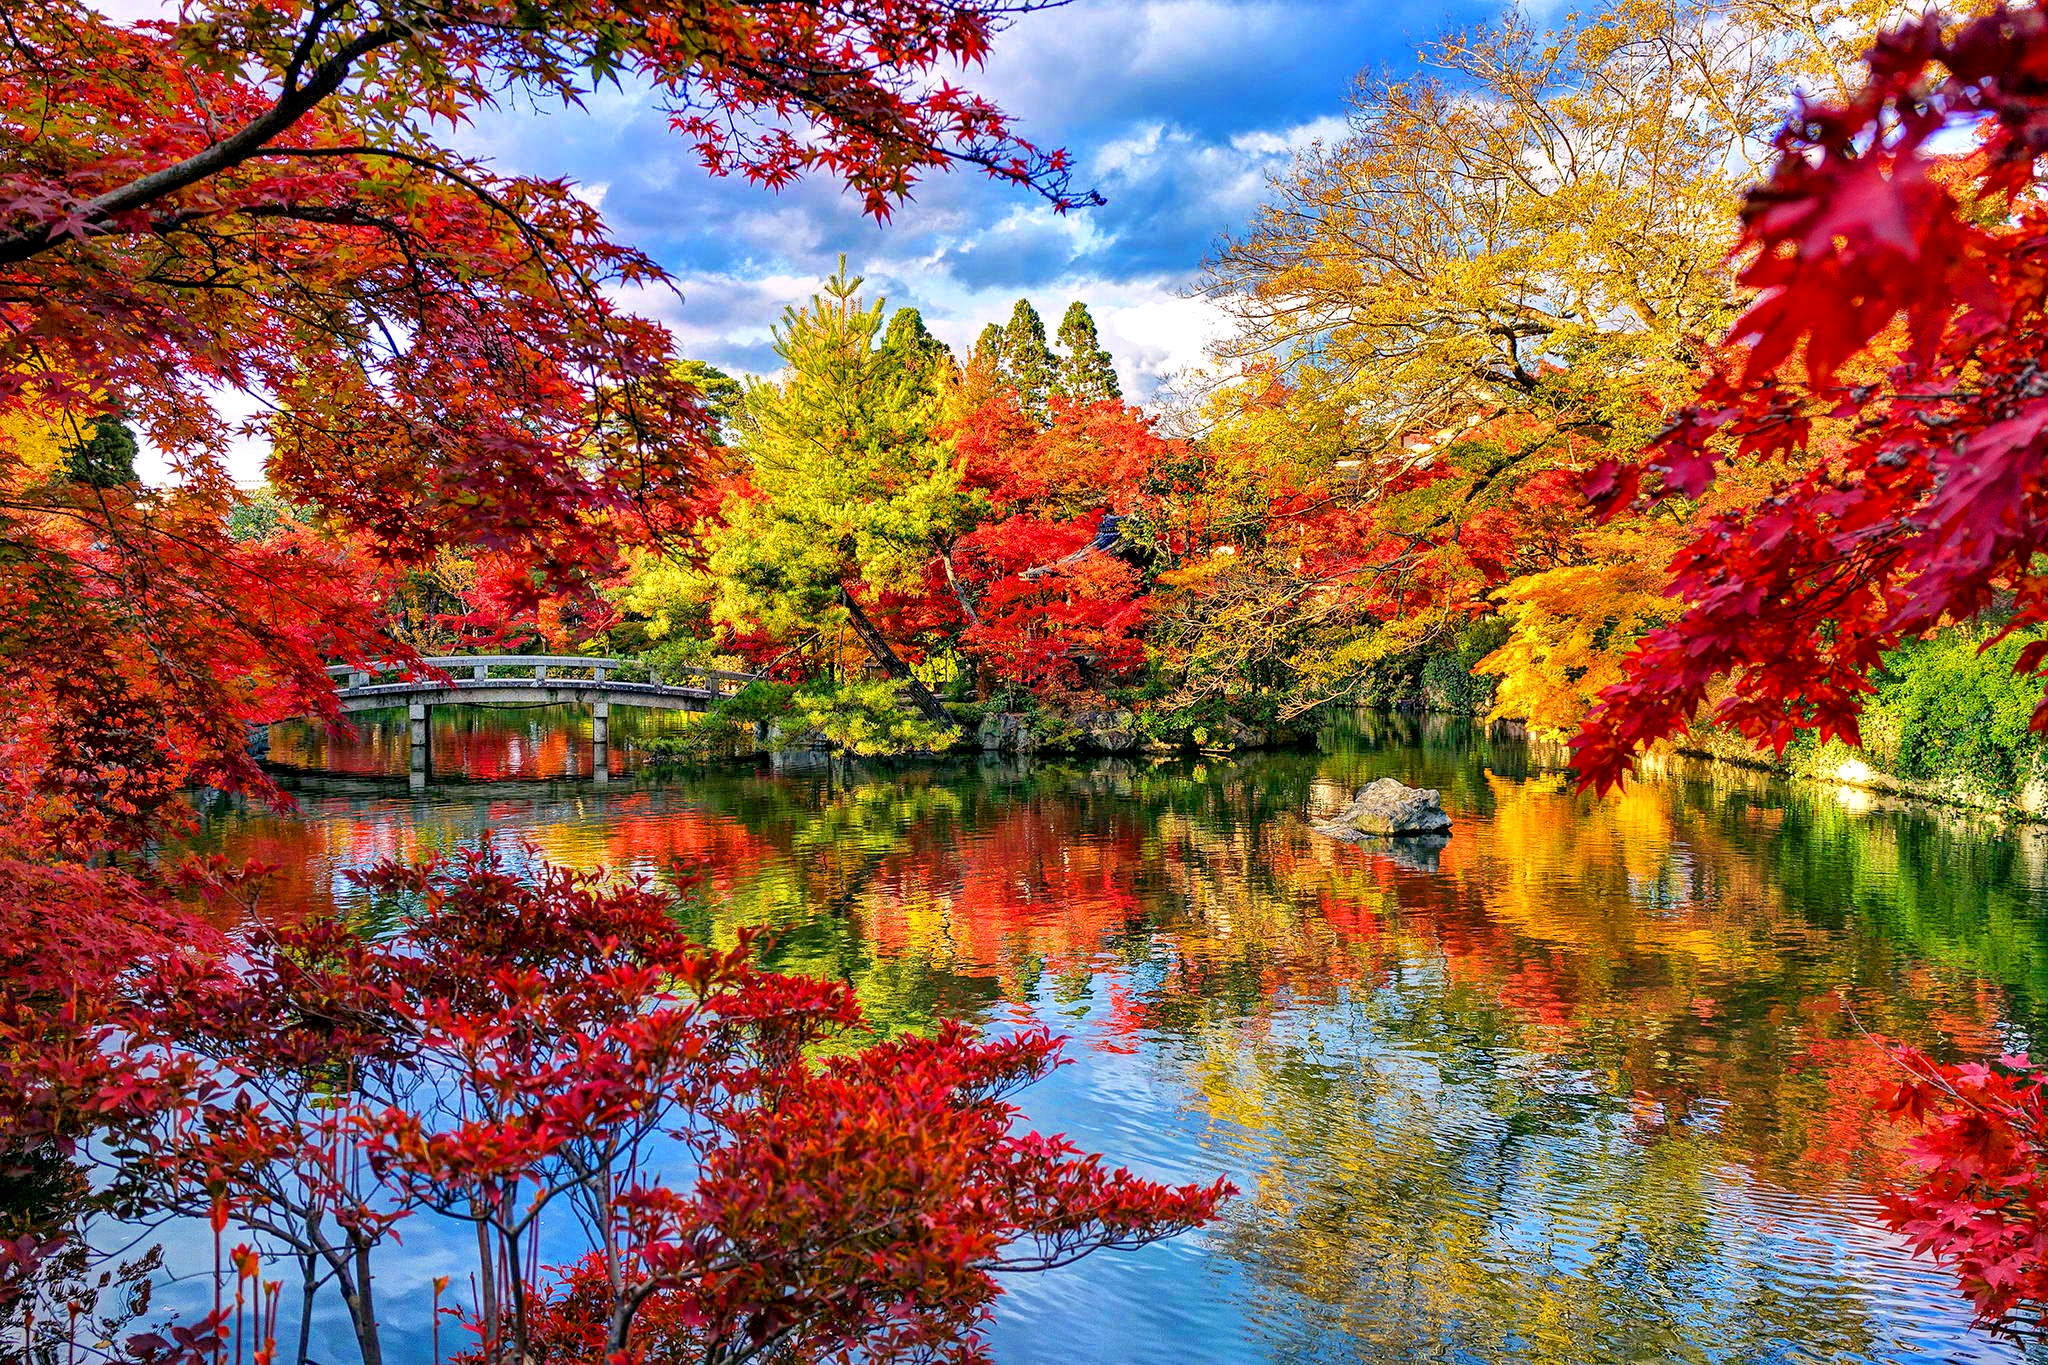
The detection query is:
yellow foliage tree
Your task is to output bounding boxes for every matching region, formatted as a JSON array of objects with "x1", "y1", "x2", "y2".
[
  {"x1": 1477, "y1": 532, "x2": 1685, "y2": 736},
  {"x1": 1204, "y1": 0, "x2": 1900, "y2": 463},
  {"x1": 1171, "y1": 0, "x2": 1913, "y2": 719}
]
